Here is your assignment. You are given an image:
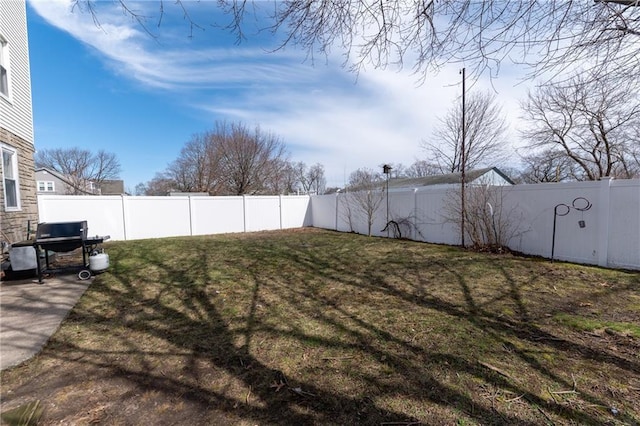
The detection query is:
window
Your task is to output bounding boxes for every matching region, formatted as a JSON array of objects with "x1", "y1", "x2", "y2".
[
  {"x1": 0, "y1": 35, "x2": 9, "y2": 98},
  {"x1": 37, "y1": 181, "x2": 55, "y2": 192},
  {"x1": 1, "y1": 146, "x2": 20, "y2": 210}
]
